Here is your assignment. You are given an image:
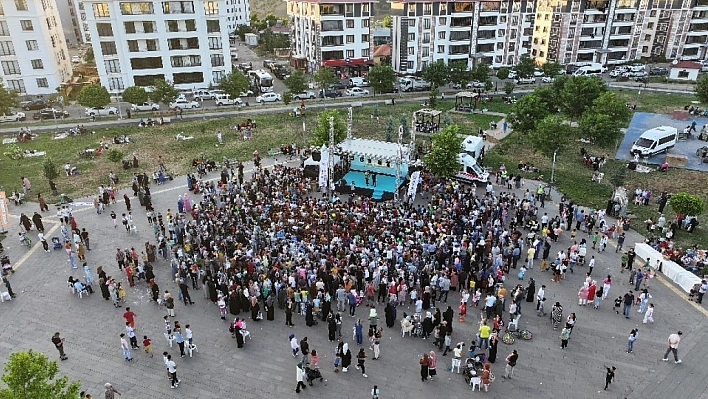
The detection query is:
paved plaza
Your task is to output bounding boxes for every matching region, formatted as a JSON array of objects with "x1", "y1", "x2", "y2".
[{"x1": 0, "y1": 155, "x2": 707, "y2": 399}]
